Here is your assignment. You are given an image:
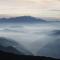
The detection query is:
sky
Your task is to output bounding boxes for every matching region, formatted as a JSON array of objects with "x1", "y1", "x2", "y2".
[{"x1": 0, "y1": 0, "x2": 60, "y2": 18}]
